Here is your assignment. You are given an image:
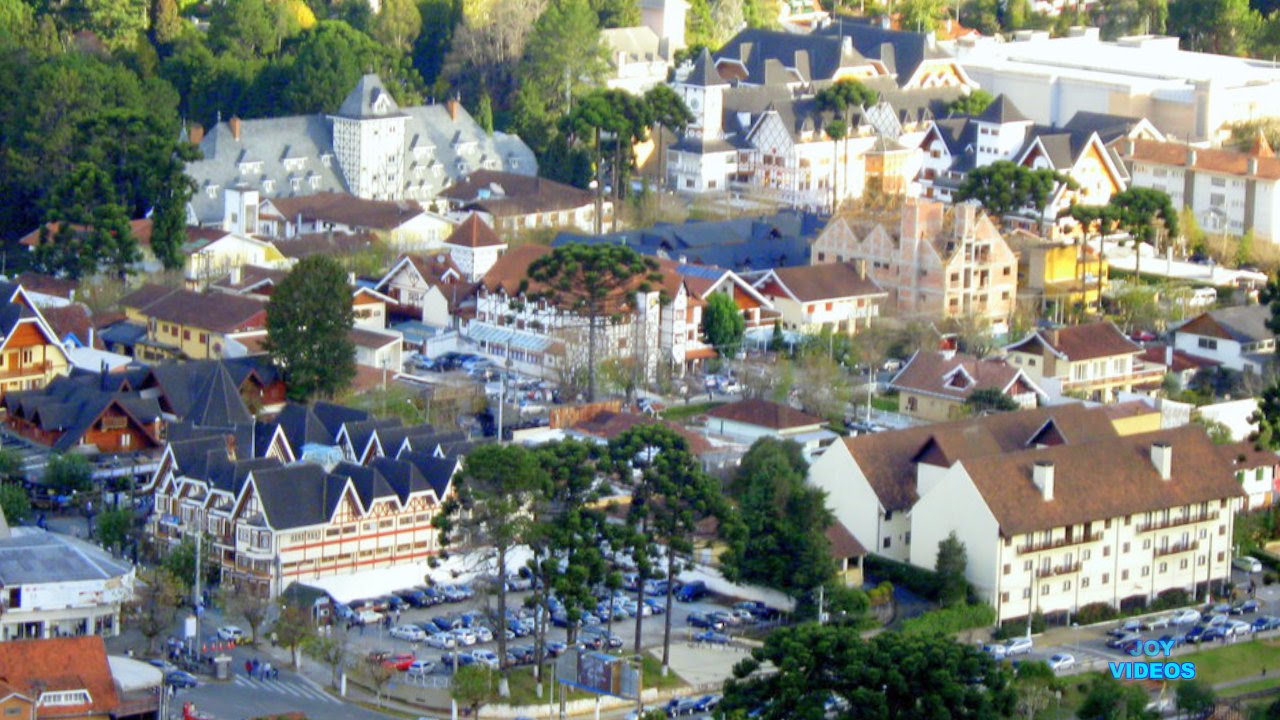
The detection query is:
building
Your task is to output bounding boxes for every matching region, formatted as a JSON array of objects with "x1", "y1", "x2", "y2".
[
  {"x1": 826, "y1": 521, "x2": 866, "y2": 587},
  {"x1": 1004, "y1": 321, "x2": 1162, "y2": 401},
  {"x1": 0, "y1": 283, "x2": 70, "y2": 399},
  {"x1": 373, "y1": 254, "x2": 468, "y2": 326},
  {"x1": 554, "y1": 210, "x2": 823, "y2": 272},
  {"x1": 442, "y1": 214, "x2": 508, "y2": 282},
  {"x1": 811, "y1": 200, "x2": 1018, "y2": 328},
  {"x1": 952, "y1": 29, "x2": 1280, "y2": 143},
  {"x1": 703, "y1": 398, "x2": 835, "y2": 457},
  {"x1": 116, "y1": 285, "x2": 267, "y2": 361},
  {"x1": 149, "y1": 405, "x2": 465, "y2": 597},
  {"x1": 184, "y1": 75, "x2": 536, "y2": 226},
  {"x1": 1005, "y1": 230, "x2": 1108, "y2": 317},
  {"x1": 1222, "y1": 440, "x2": 1278, "y2": 511},
  {"x1": 180, "y1": 226, "x2": 287, "y2": 289},
  {"x1": 749, "y1": 262, "x2": 886, "y2": 334},
  {"x1": 808, "y1": 404, "x2": 1244, "y2": 624},
  {"x1": 440, "y1": 171, "x2": 608, "y2": 237},
  {"x1": 602, "y1": 26, "x2": 673, "y2": 95},
  {"x1": 0, "y1": 523, "x2": 134, "y2": 641},
  {"x1": 1139, "y1": 344, "x2": 1219, "y2": 390},
  {"x1": 258, "y1": 192, "x2": 454, "y2": 250},
  {"x1": 0, "y1": 636, "x2": 164, "y2": 720},
  {"x1": 1125, "y1": 135, "x2": 1280, "y2": 242},
  {"x1": 915, "y1": 97, "x2": 1144, "y2": 231},
  {"x1": 1173, "y1": 305, "x2": 1276, "y2": 373},
  {"x1": 18, "y1": 220, "x2": 160, "y2": 276},
  {"x1": 888, "y1": 350, "x2": 1047, "y2": 421}
]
